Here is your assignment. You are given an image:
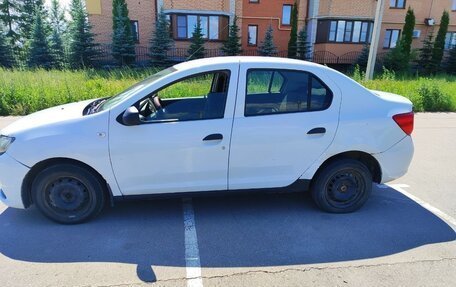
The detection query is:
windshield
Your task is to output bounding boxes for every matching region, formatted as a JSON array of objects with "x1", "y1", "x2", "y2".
[{"x1": 97, "y1": 67, "x2": 177, "y2": 112}]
